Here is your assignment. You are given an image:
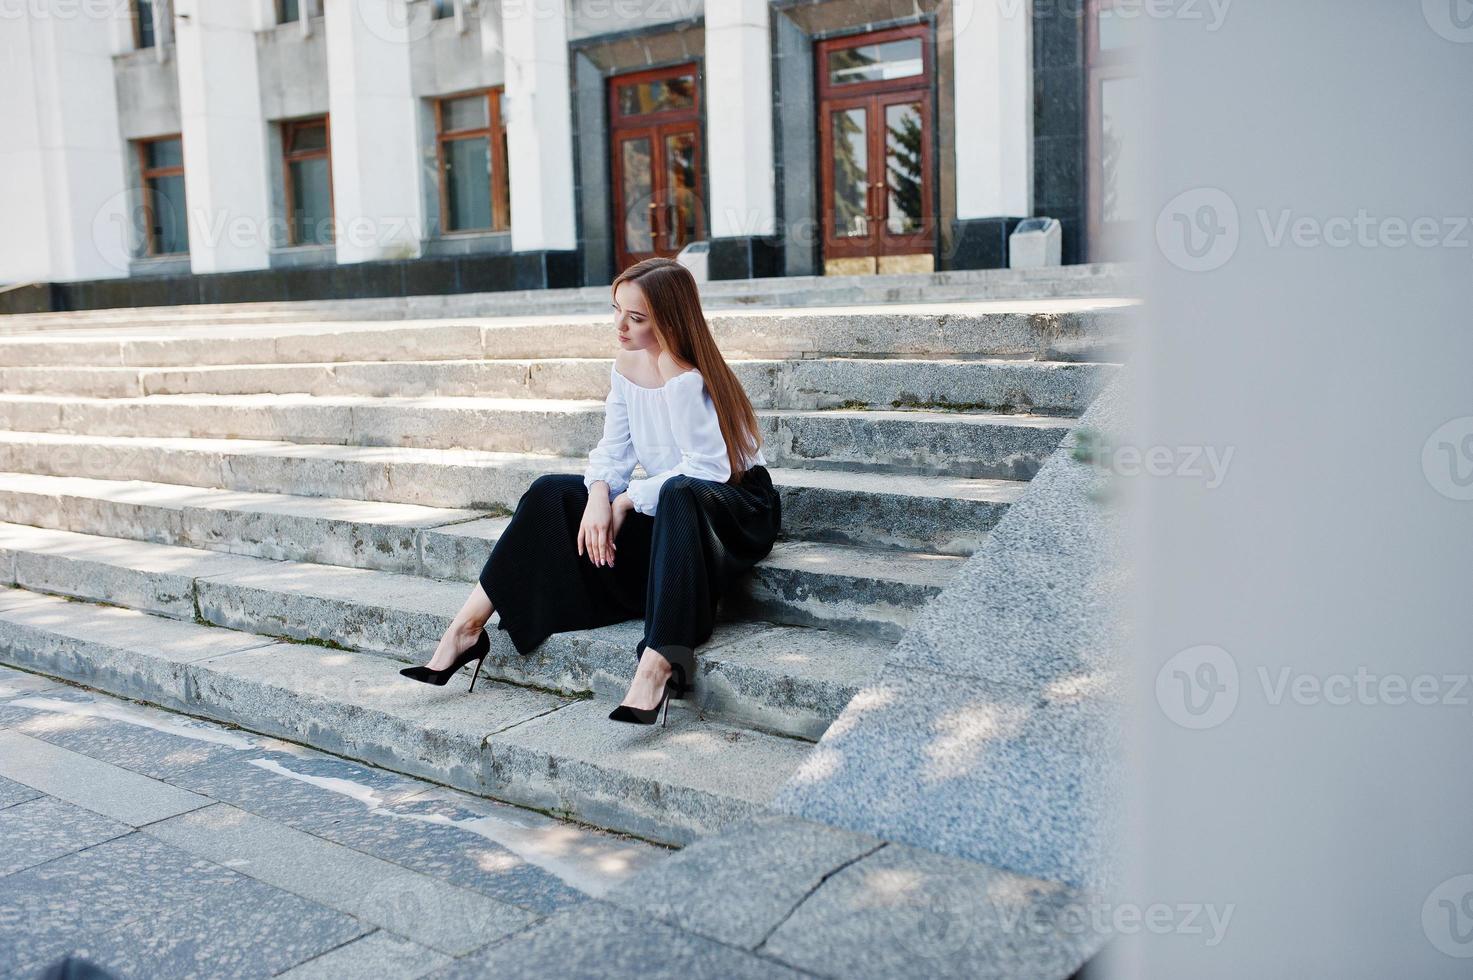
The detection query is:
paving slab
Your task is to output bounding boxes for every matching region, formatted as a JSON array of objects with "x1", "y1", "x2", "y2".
[
  {"x1": 277, "y1": 930, "x2": 453, "y2": 979},
  {"x1": 0, "y1": 795, "x2": 133, "y2": 877},
  {"x1": 0, "y1": 831, "x2": 319, "y2": 976},
  {"x1": 24, "y1": 871, "x2": 373, "y2": 979},
  {"x1": 0, "y1": 773, "x2": 43, "y2": 810},
  {"x1": 3, "y1": 707, "x2": 255, "y2": 782},
  {"x1": 424, "y1": 900, "x2": 807, "y2": 980},
  {"x1": 144, "y1": 803, "x2": 540, "y2": 956},
  {"x1": 168, "y1": 753, "x2": 622, "y2": 916},
  {"x1": 0, "y1": 730, "x2": 212, "y2": 827}
]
